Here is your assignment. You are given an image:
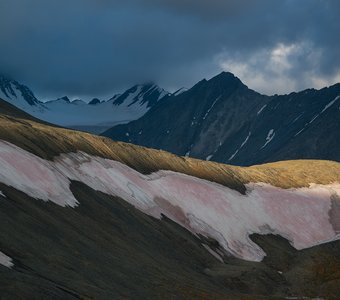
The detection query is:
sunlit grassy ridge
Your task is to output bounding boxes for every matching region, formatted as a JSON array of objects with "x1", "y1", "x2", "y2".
[{"x1": 1, "y1": 98, "x2": 340, "y2": 194}]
